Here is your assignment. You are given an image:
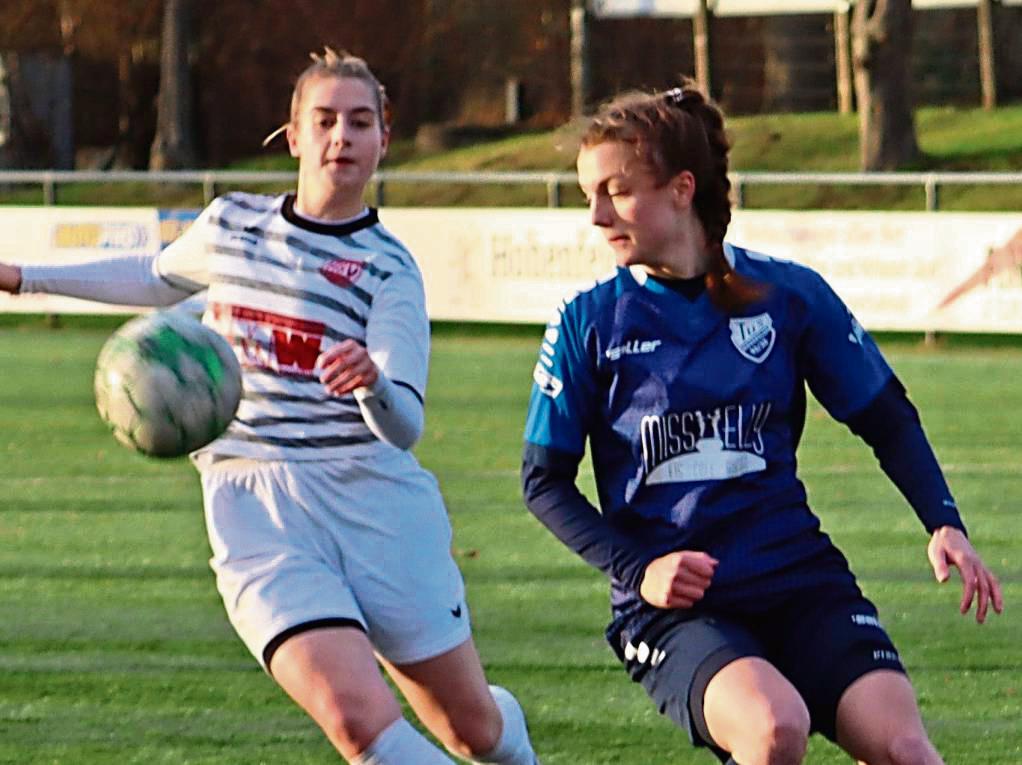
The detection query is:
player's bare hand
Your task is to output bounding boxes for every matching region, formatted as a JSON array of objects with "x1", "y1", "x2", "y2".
[
  {"x1": 319, "y1": 339, "x2": 379, "y2": 396},
  {"x1": 928, "y1": 525, "x2": 1004, "y2": 624},
  {"x1": 0, "y1": 263, "x2": 23, "y2": 294},
  {"x1": 639, "y1": 550, "x2": 718, "y2": 609}
]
